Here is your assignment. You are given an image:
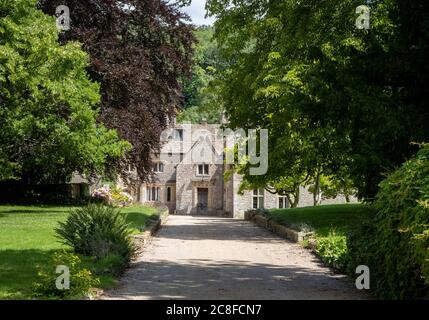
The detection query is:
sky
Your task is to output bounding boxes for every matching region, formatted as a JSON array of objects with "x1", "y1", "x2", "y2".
[{"x1": 180, "y1": 0, "x2": 216, "y2": 26}]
